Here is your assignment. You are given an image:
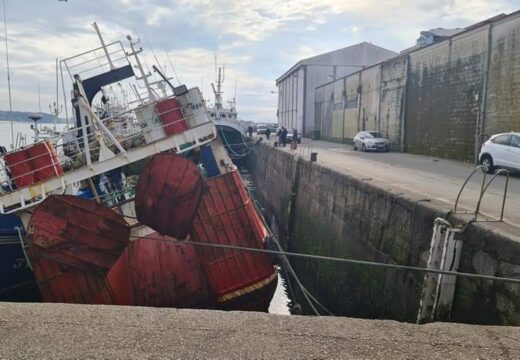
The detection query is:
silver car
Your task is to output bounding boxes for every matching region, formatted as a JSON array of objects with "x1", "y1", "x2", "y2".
[{"x1": 353, "y1": 131, "x2": 390, "y2": 152}]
